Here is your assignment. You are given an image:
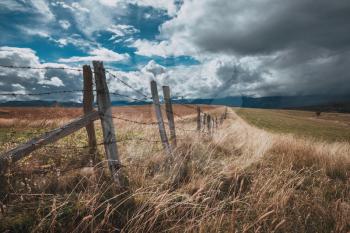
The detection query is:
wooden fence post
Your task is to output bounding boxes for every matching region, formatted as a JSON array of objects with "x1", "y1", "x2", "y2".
[
  {"x1": 83, "y1": 65, "x2": 97, "y2": 164},
  {"x1": 151, "y1": 81, "x2": 172, "y2": 156},
  {"x1": 93, "y1": 61, "x2": 123, "y2": 186},
  {"x1": 207, "y1": 114, "x2": 211, "y2": 133},
  {"x1": 162, "y1": 86, "x2": 177, "y2": 147},
  {"x1": 203, "y1": 113, "x2": 207, "y2": 126},
  {"x1": 197, "y1": 106, "x2": 201, "y2": 131},
  {"x1": 215, "y1": 116, "x2": 218, "y2": 129},
  {"x1": 212, "y1": 118, "x2": 215, "y2": 134}
]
